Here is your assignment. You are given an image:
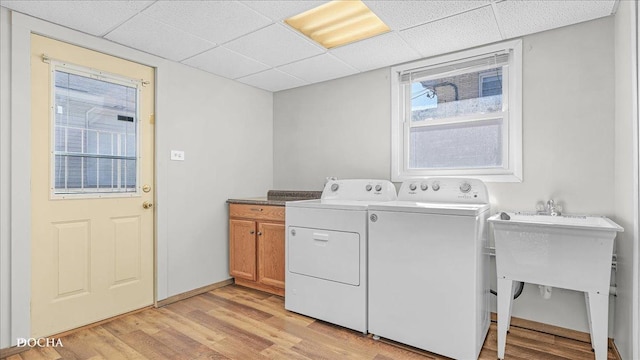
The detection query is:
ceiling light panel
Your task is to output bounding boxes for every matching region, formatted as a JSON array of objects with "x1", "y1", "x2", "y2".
[{"x1": 285, "y1": 0, "x2": 390, "y2": 49}]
